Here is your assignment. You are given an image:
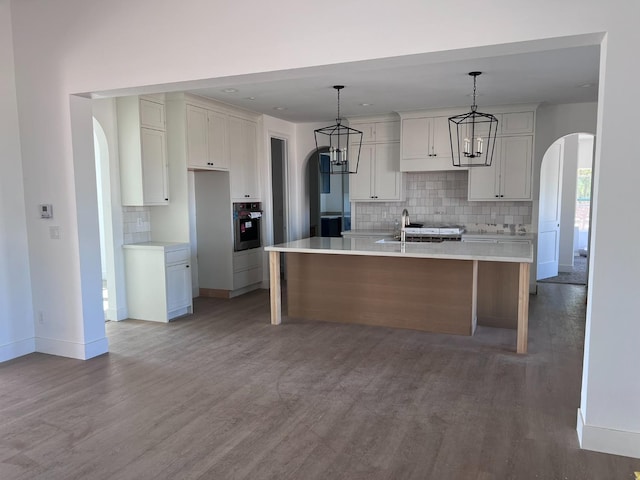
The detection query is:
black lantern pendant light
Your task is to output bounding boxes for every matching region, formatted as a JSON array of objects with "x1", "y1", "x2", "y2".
[
  {"x1": 448, "y1": 72, "x2": 498, "y2": 167},
  {"x1": 314, "y1": 85, "x2": 363, "y2": 175}
]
